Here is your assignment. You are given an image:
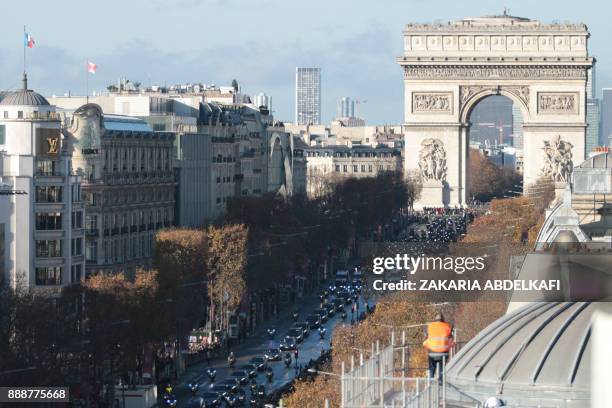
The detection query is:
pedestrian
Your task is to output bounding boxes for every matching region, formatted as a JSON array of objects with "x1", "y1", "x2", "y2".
[{"x1": 423, "y1": 313, "x2": 453, "y2": 380}]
